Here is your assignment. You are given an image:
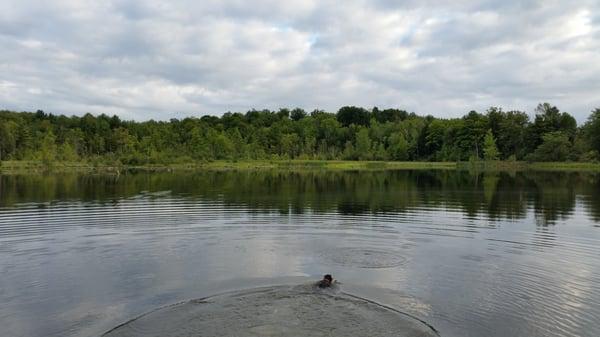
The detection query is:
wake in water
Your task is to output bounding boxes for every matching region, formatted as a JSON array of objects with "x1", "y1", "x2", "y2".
[{"x1": 102, "y1": 284, "x2": 439, "y2": 337}]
